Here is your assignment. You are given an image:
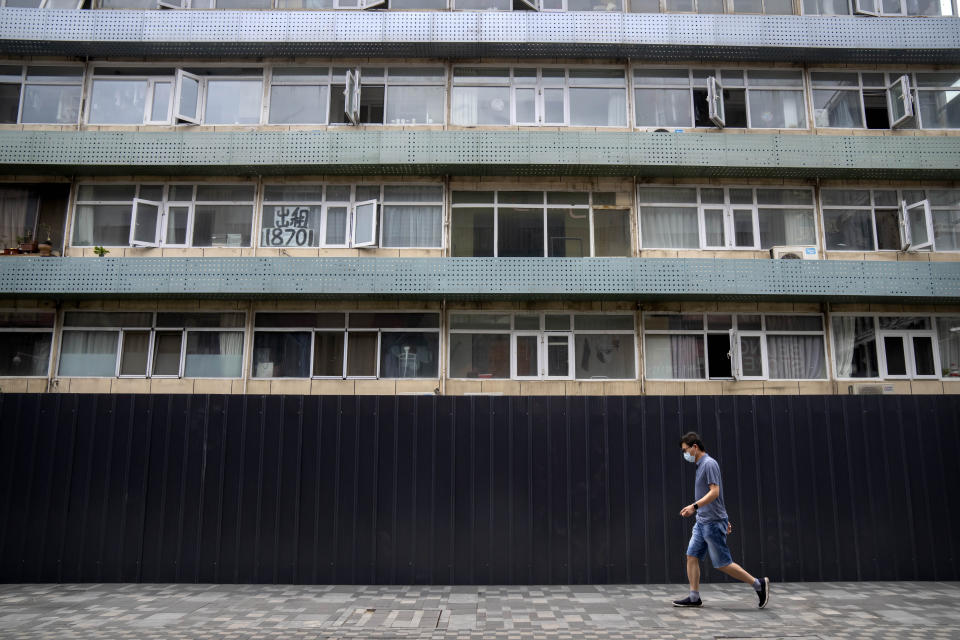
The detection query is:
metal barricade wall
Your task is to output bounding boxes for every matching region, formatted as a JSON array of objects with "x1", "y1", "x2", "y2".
[{"x1": 0, "y1": 393, "x2": 957, "y2": 584}]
